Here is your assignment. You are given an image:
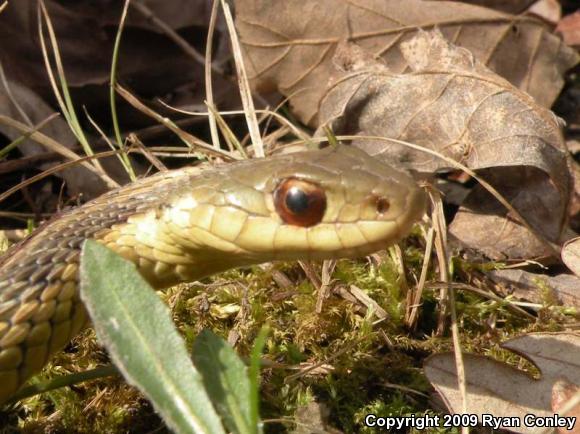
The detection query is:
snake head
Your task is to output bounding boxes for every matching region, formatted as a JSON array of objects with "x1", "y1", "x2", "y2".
[{"x1": 163, "y1": 145, "x2": 426, "y2": 278}]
